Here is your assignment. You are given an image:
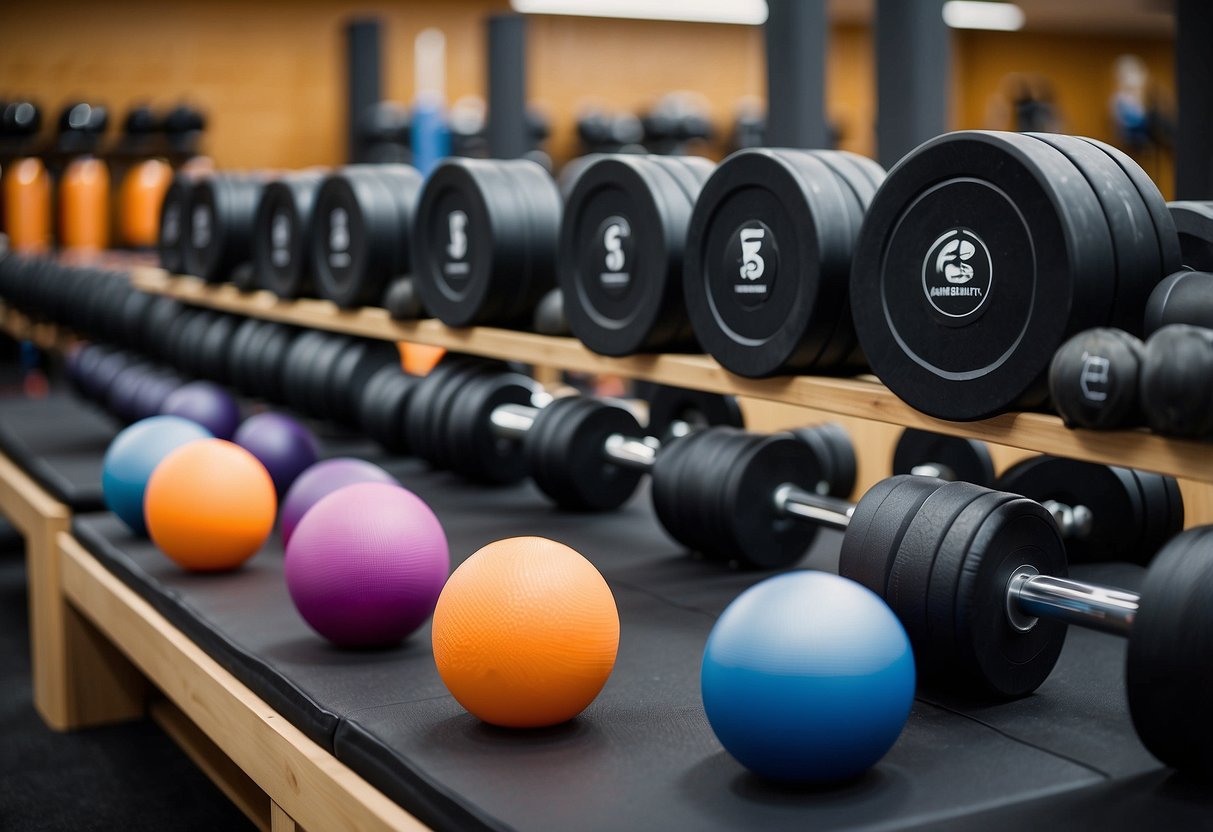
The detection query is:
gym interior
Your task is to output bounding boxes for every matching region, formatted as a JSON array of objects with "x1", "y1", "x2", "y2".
[{"x1": 1, "y1": 1, "x2": 1211, "y2": 829}]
